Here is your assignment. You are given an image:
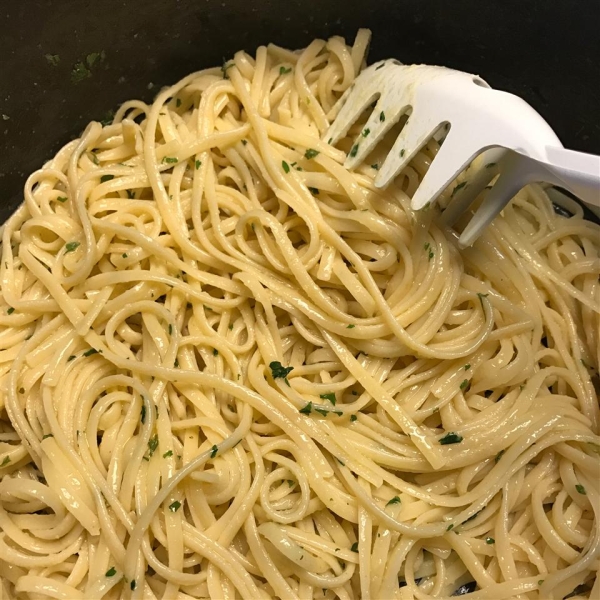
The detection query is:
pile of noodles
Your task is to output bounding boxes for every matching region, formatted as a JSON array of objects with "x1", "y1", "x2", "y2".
[{"x1": 0, "y1": 30, "x2": 598, "y2": 600}]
